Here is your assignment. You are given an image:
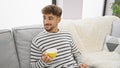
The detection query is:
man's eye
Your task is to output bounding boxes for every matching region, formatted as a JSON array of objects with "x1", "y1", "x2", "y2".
[{"x1": 49, "y1": 17, "x2": 53, "y2": 20}]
